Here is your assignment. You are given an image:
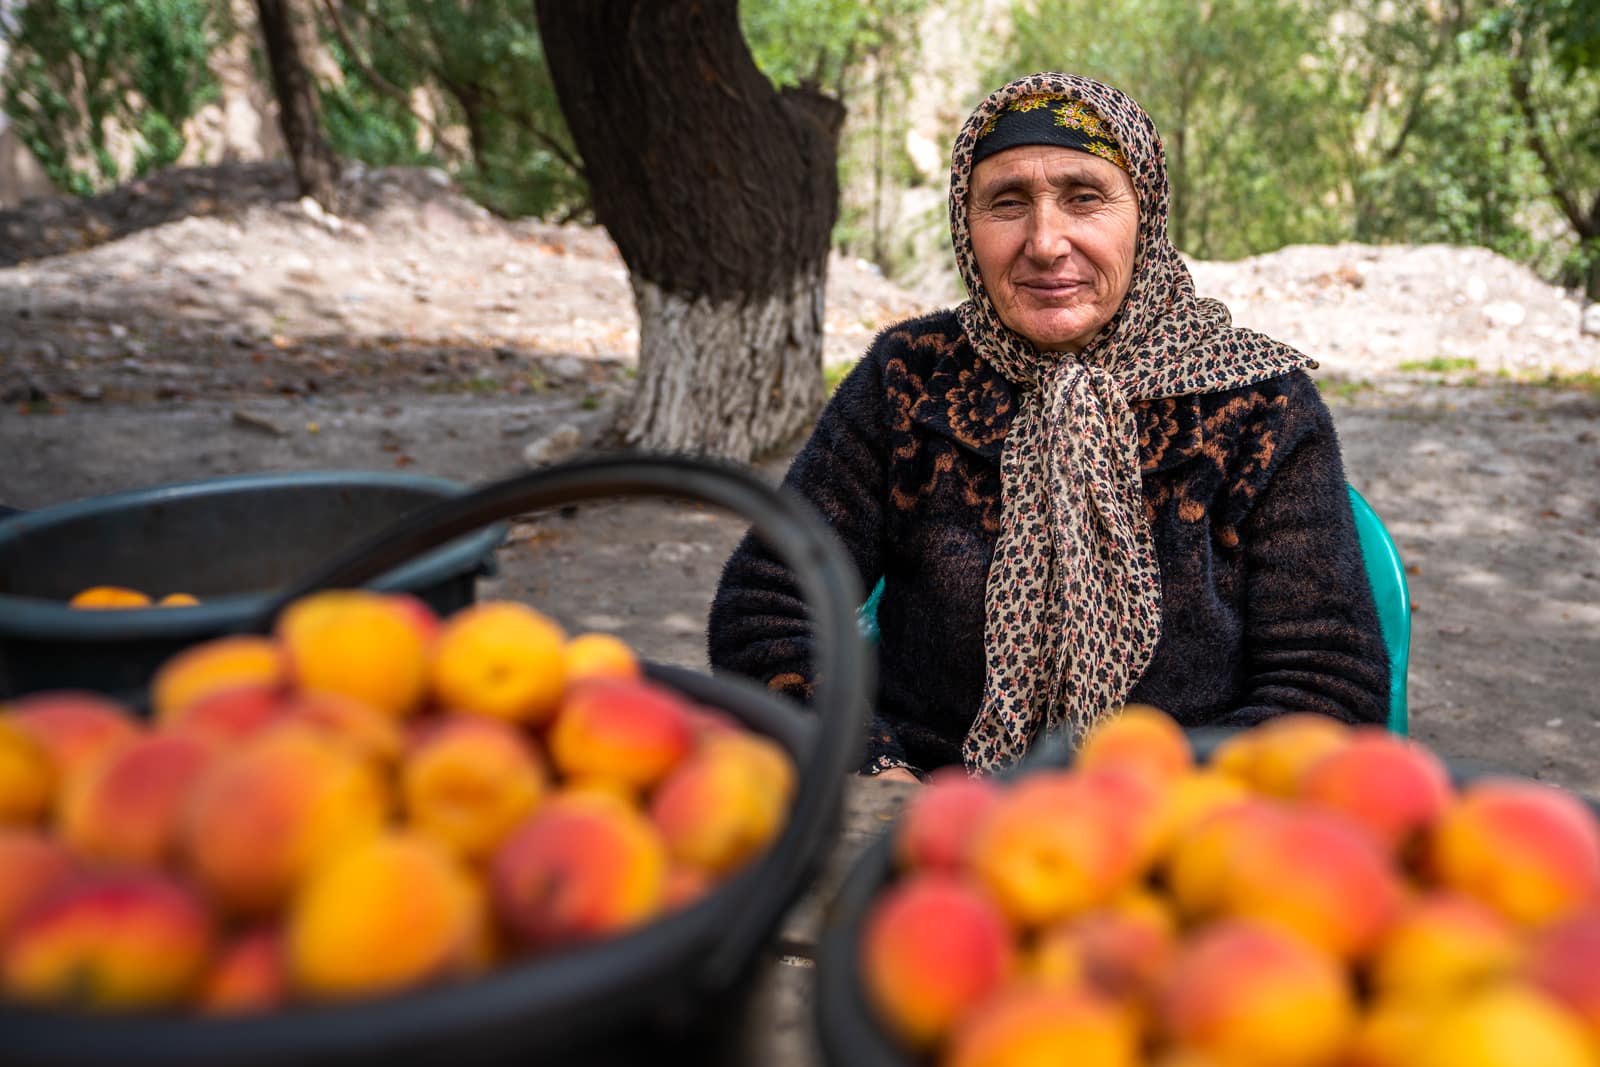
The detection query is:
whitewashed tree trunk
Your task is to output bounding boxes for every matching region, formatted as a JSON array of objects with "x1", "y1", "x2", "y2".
[{"x1": 622, "y1": 268, "x2": 826, "y2": 461}]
